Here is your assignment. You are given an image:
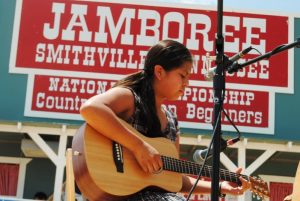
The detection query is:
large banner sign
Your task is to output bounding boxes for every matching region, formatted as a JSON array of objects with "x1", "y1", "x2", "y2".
[{"x1": 10, "y1": 0, "x2": 294, "y2": 134}]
